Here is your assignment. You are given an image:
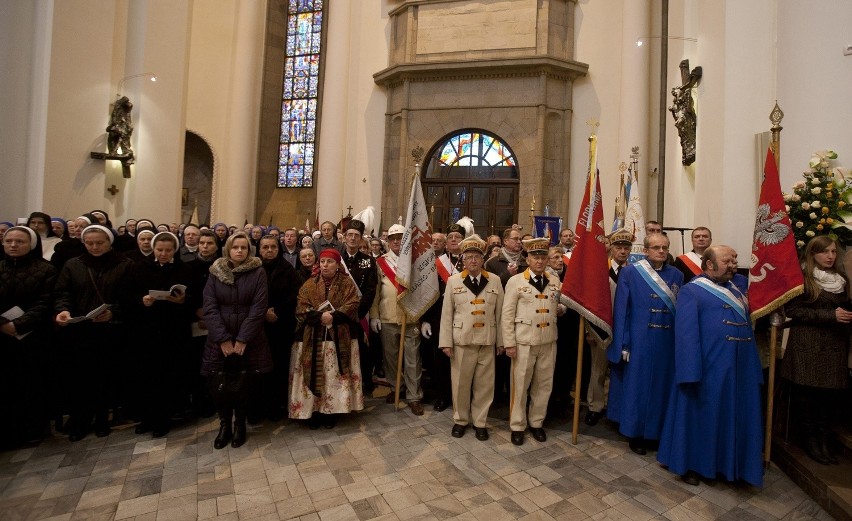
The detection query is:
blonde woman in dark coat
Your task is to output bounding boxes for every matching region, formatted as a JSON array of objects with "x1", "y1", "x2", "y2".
[
  {"x1": 202, "y1": 232, "x2": 271, "y2": 449},
  {"x1": 782, "y1": 236, "x2": 852, "y2": 465}
]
